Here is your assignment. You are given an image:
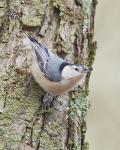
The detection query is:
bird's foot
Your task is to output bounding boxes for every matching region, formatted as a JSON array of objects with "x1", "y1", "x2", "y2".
[{"x1": 40, "y1": 93, "x2": 55, "y2": 124}]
